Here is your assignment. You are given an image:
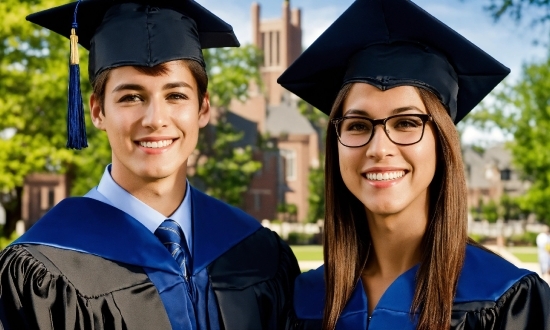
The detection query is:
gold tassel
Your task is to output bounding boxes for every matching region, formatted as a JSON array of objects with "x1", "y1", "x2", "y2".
[{"x1": 70, "y1": 28, "x2": 79, "y2": 65}]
